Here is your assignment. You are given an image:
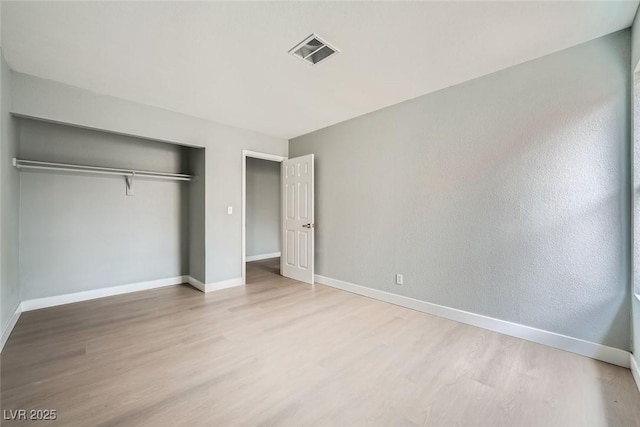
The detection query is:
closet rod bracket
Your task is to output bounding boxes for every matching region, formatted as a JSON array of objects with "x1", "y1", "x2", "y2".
[{"x1": 125, "y1": 172, "x2": 135, "y2": 196}]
